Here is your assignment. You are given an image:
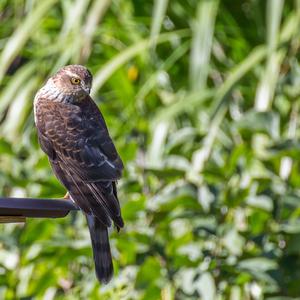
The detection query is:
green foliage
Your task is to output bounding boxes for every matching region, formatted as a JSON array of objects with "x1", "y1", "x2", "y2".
[{"x1": 1, "y1": 0, "x2": 300, "y2": 299}]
